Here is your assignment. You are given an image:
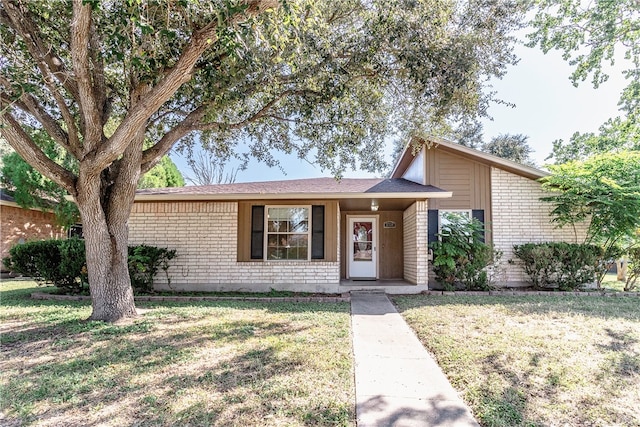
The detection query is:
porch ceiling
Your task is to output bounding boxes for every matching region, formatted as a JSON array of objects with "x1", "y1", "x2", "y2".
[{"x1": 339, "y1": 197, "x2": 420, "y2": 211}]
